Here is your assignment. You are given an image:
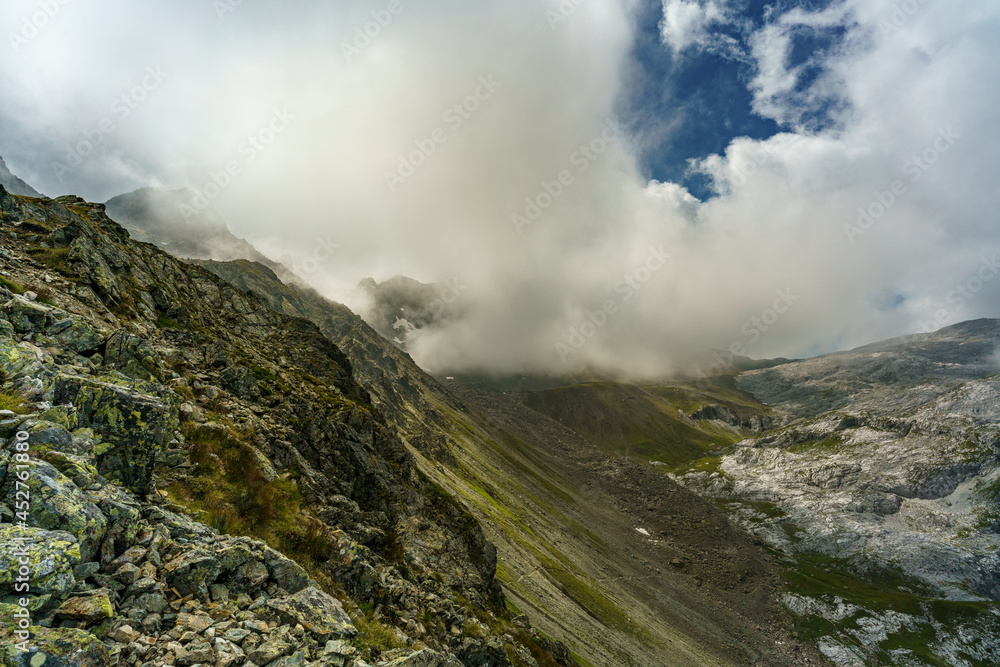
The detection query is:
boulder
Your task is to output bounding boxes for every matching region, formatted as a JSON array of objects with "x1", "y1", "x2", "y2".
[
  {"x1": 2, "y1": 459, "x2": 106, "y2": 562},
  {"x1": 53, "y1": 373, "x2": 177, "y2": 496},
  {"x1": 0, "y1": 525, "x2": 80, "y2": 598},
  {"x1": 2, "y1": 295, "x2": 52, "y2": 334},
  {"x1": 0, "y1": 624, "x2": 109, "y2": 667},
  {"x1": 264, "y1": 587, "x2": 357, "y2": 640},
  {"x1": 384, "y1": 649, "x2": 465, "y2": 667},
  {"x1": 40, "y1": 318, "x2": 101, "y2": 354},
  {"x1": 102, "y1": 330, "x2": 161, "y2": 381},
  {"x1": 54, "y1": 590, "x2": 114, "y2": 625},
  {"x1": 162, "y1": 550, "x2": 221, "y2": 597},
  {"x1": 456, "y1": 636, "x2": 514, "y2": 667}
]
